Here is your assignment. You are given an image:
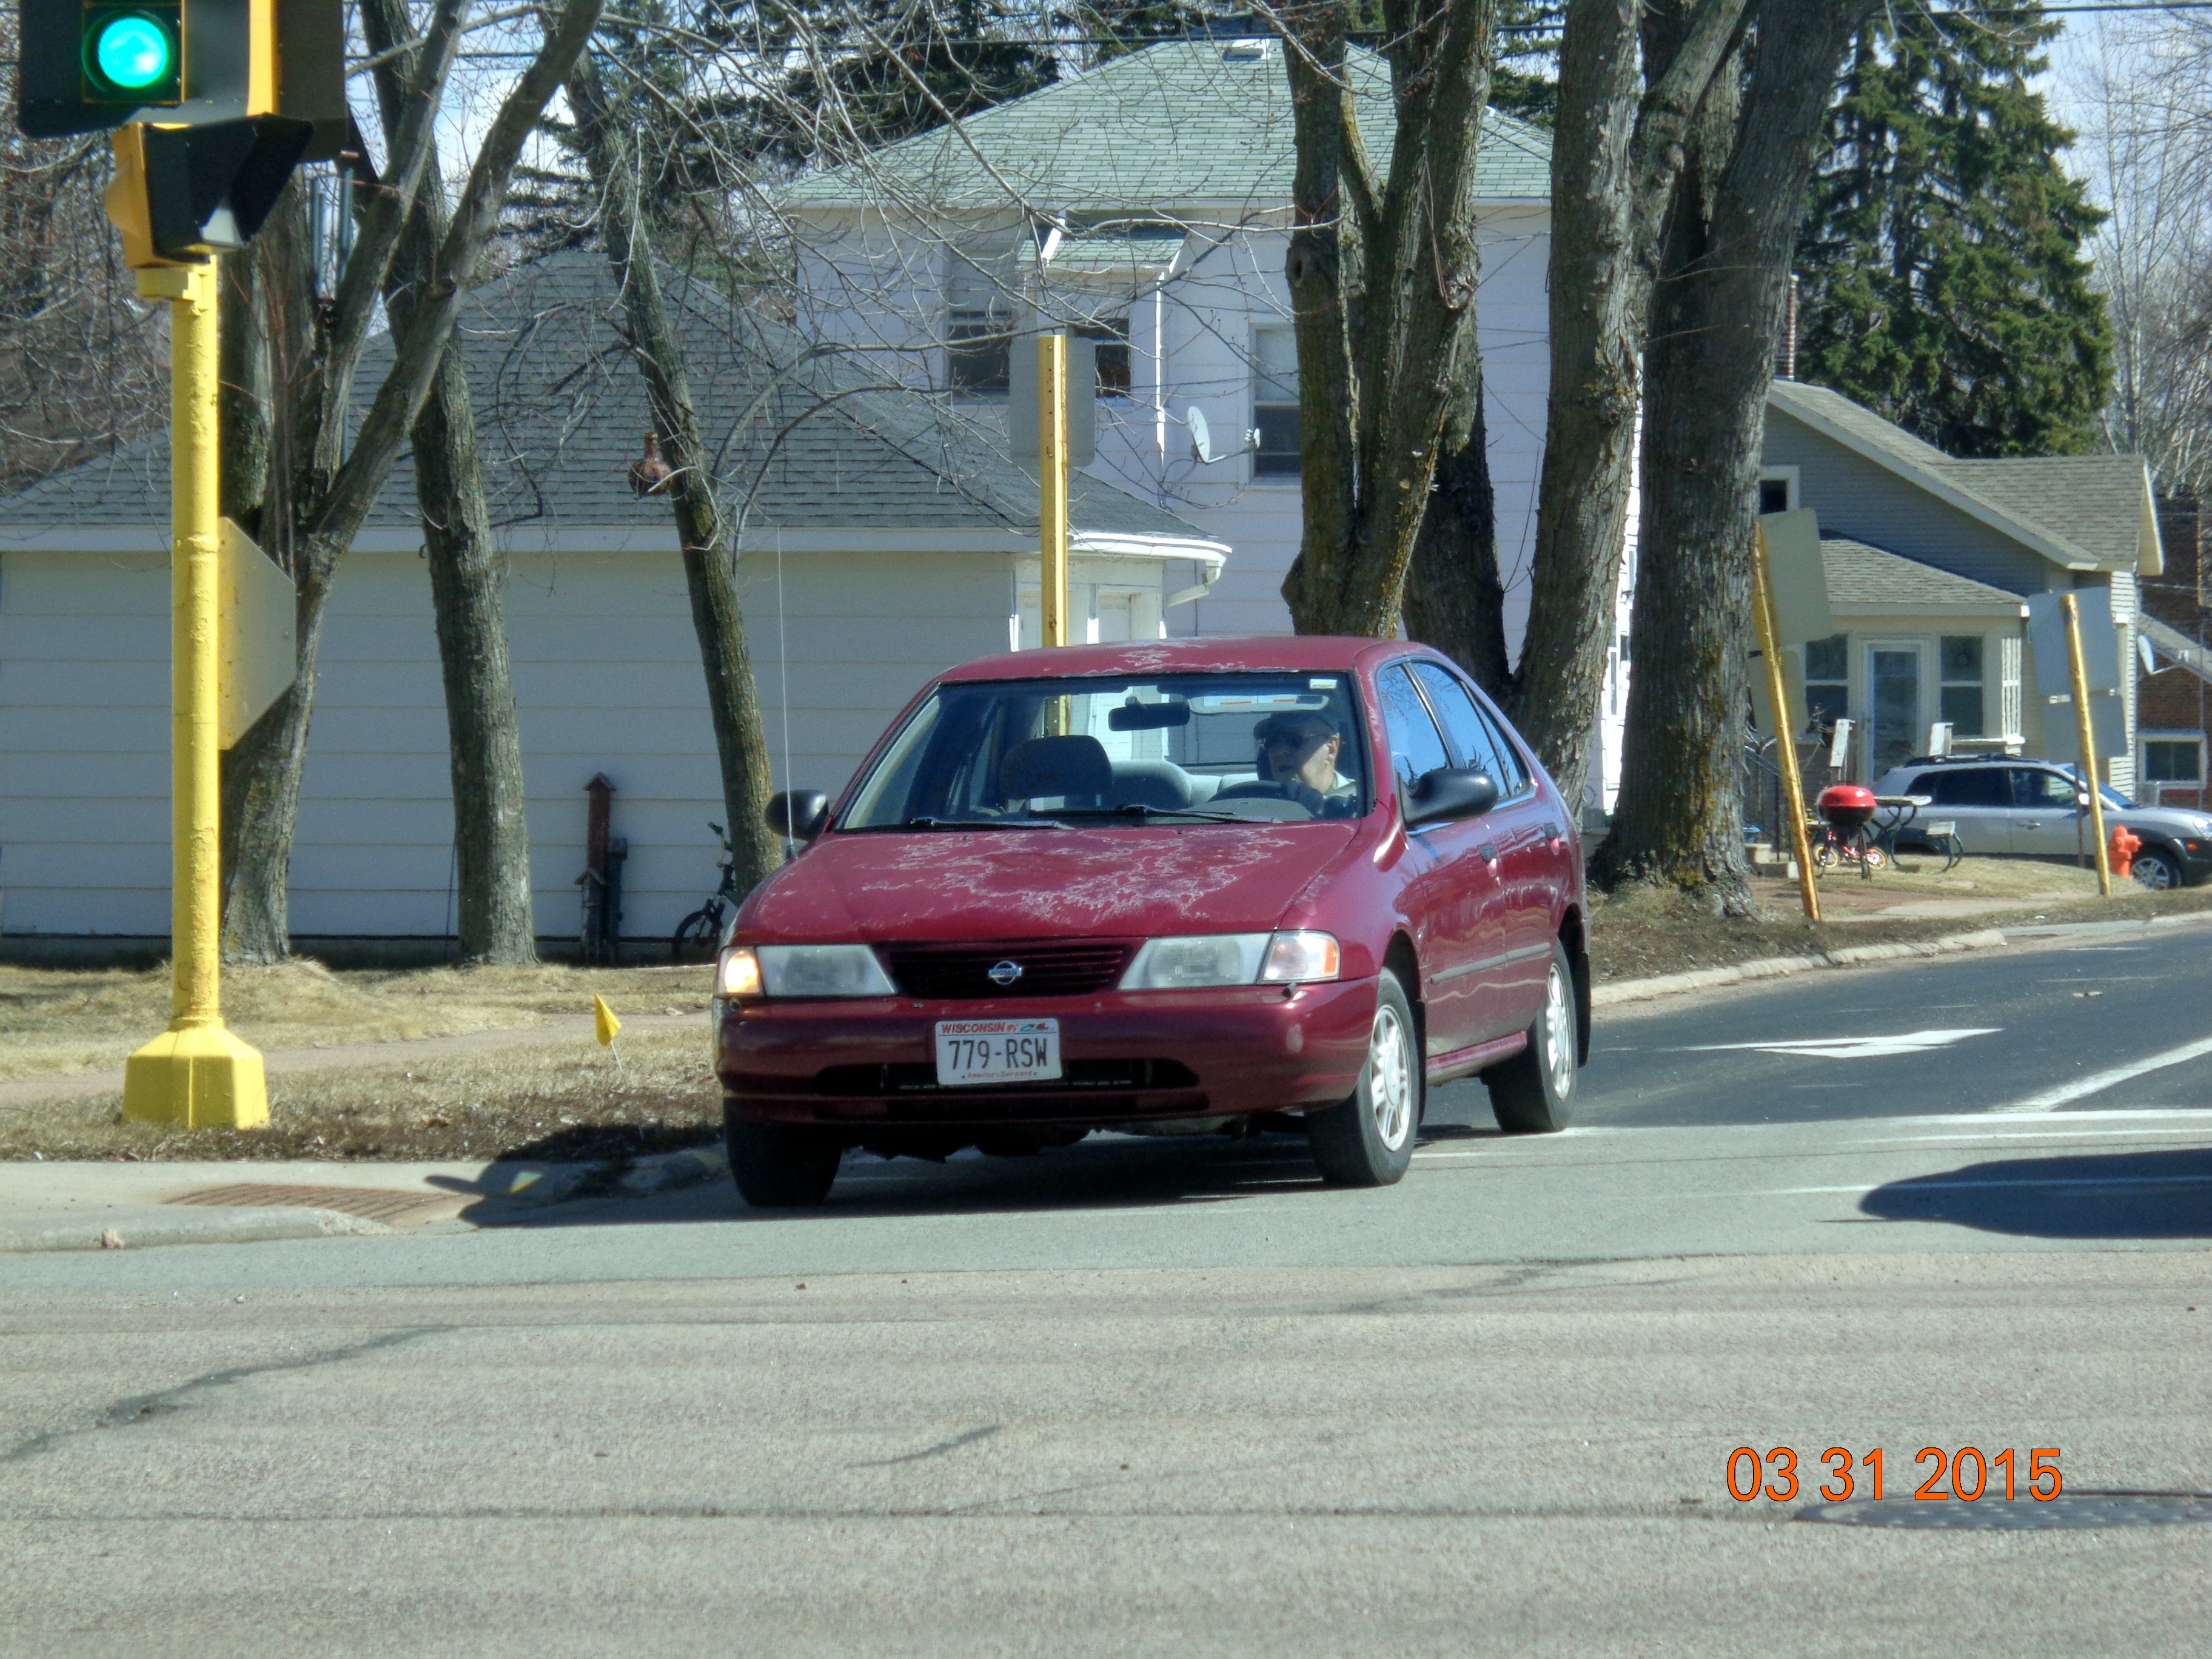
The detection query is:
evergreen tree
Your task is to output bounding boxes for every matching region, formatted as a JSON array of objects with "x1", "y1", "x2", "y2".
[{"x1": 1795, "y1": 2, "x2": 2111, "y2": 457}]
